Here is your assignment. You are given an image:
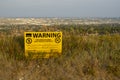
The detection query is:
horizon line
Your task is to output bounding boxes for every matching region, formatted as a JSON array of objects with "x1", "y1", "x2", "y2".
[{"x1": 0, "y1": 17, "x2": 120, "y2": 19}]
